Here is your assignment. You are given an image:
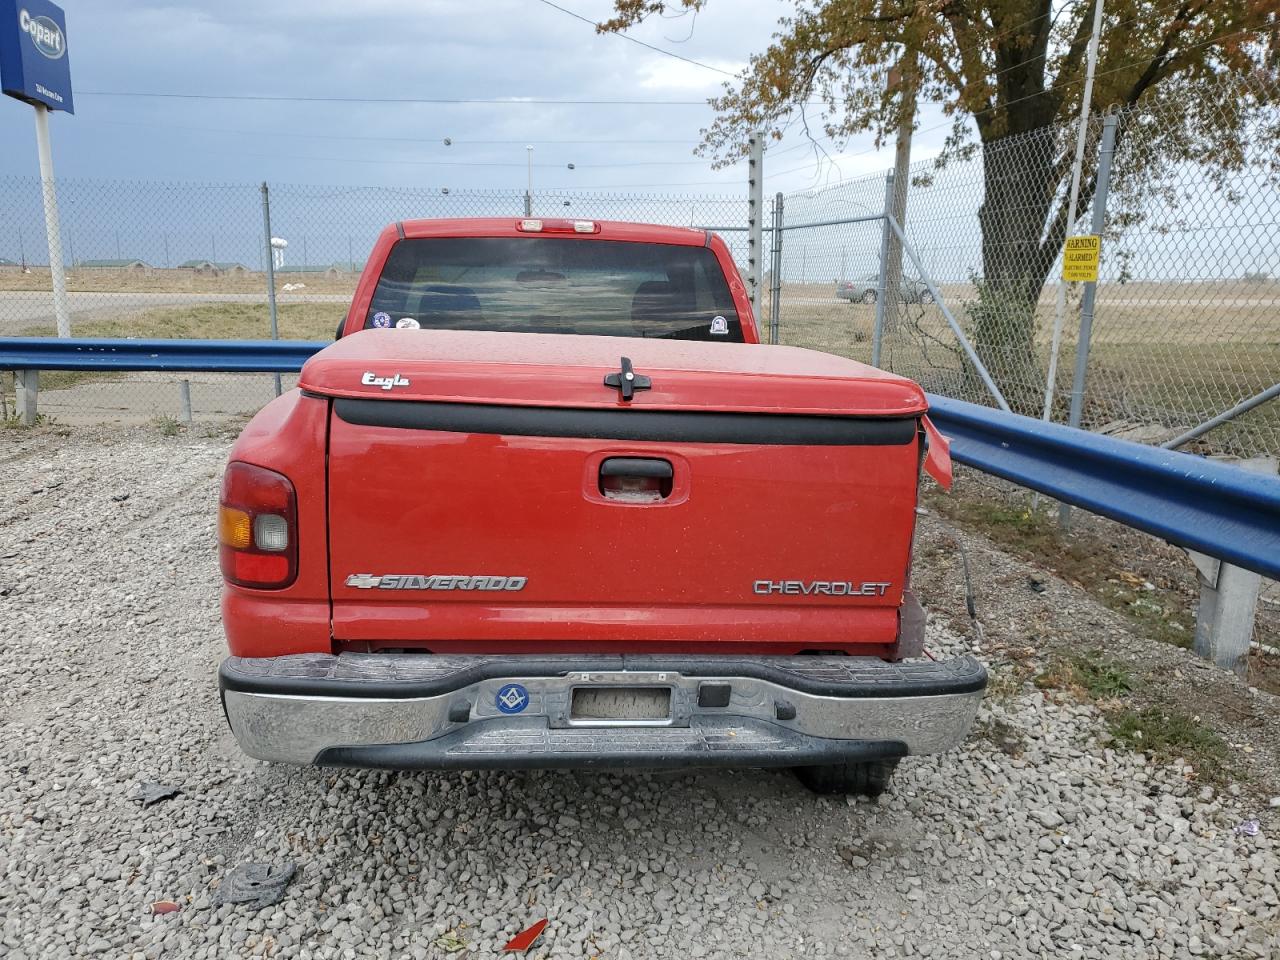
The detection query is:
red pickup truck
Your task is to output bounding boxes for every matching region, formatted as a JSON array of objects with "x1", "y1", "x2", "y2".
[{"x1": 217, "y1": 217, "x2": 985, "y2": 795}]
